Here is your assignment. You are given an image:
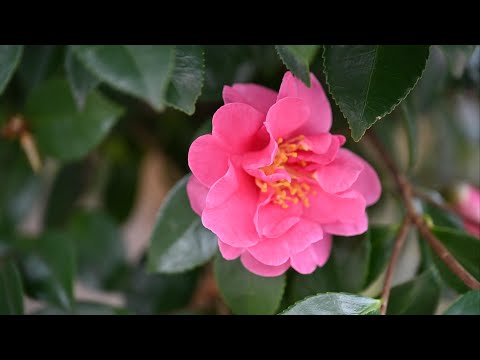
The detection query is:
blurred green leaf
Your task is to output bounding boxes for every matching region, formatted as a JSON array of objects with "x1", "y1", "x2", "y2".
[
  {"x1": 366, "y1": 225, "x2": 397, "y2": 285},
  {"x1": 275, "y1": 45, "x2": 319, "y2": 86},
  {"x1": 443, "y1": 290, "x2": 480, "y2": 315},
  {"x1": 34, "y1": 301, "x2": 131, "y2": 315},
  {"x1": 147, "y1": 175, "x2": 217, "y2": 274},
  {"x1": 166, "y1": 45, "x2": 204, "y2": 115},
  {"x1": 387, "y1": 269, "x2": 441, "y2": 314},
  {"x1": 281, "y1": 293, "x2": 380, "y2": 315},
  {"x1": 214, "y1": 256, "x2": 285, "y2": 315},
  {"x1": 72, "y1": 45, "x2": 175, "y2": 111},
  {"x1": 20, "y1": 231, "x2": 75, "y2": 310},
  {"x1": 429, "y1": 226, "x2": 480, "y2": 293},
  {"x1": 0, "y1": 258, "x2": 24, "y2": 315},
  {"x1": 0, "y1": 45, "x2": 23, "y2": 95},
  {"x1": 439, "y1": 45, "x2": 476, "y2": 78},
  {"x1": 422, "y1": 202, "x2": 463, "y2": 230},
  {"x1": 25, "y1": 77, "x2": 123, "y2": 161},
  {"x1": 127, "y1": 267, "x2": 199, "y2": 314},
  {"x1": 65, "y1": 47, "x2": 101, "y2": 109},
  {"x1": 67, "y1": 210, "x2": 125, "y2": 289},
  {"x1": 401, "y1": 101, "x2": 417, "y2": 171},
  {"x1": 323, "y1": 45, "x2": 430, "y2": 141}
]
